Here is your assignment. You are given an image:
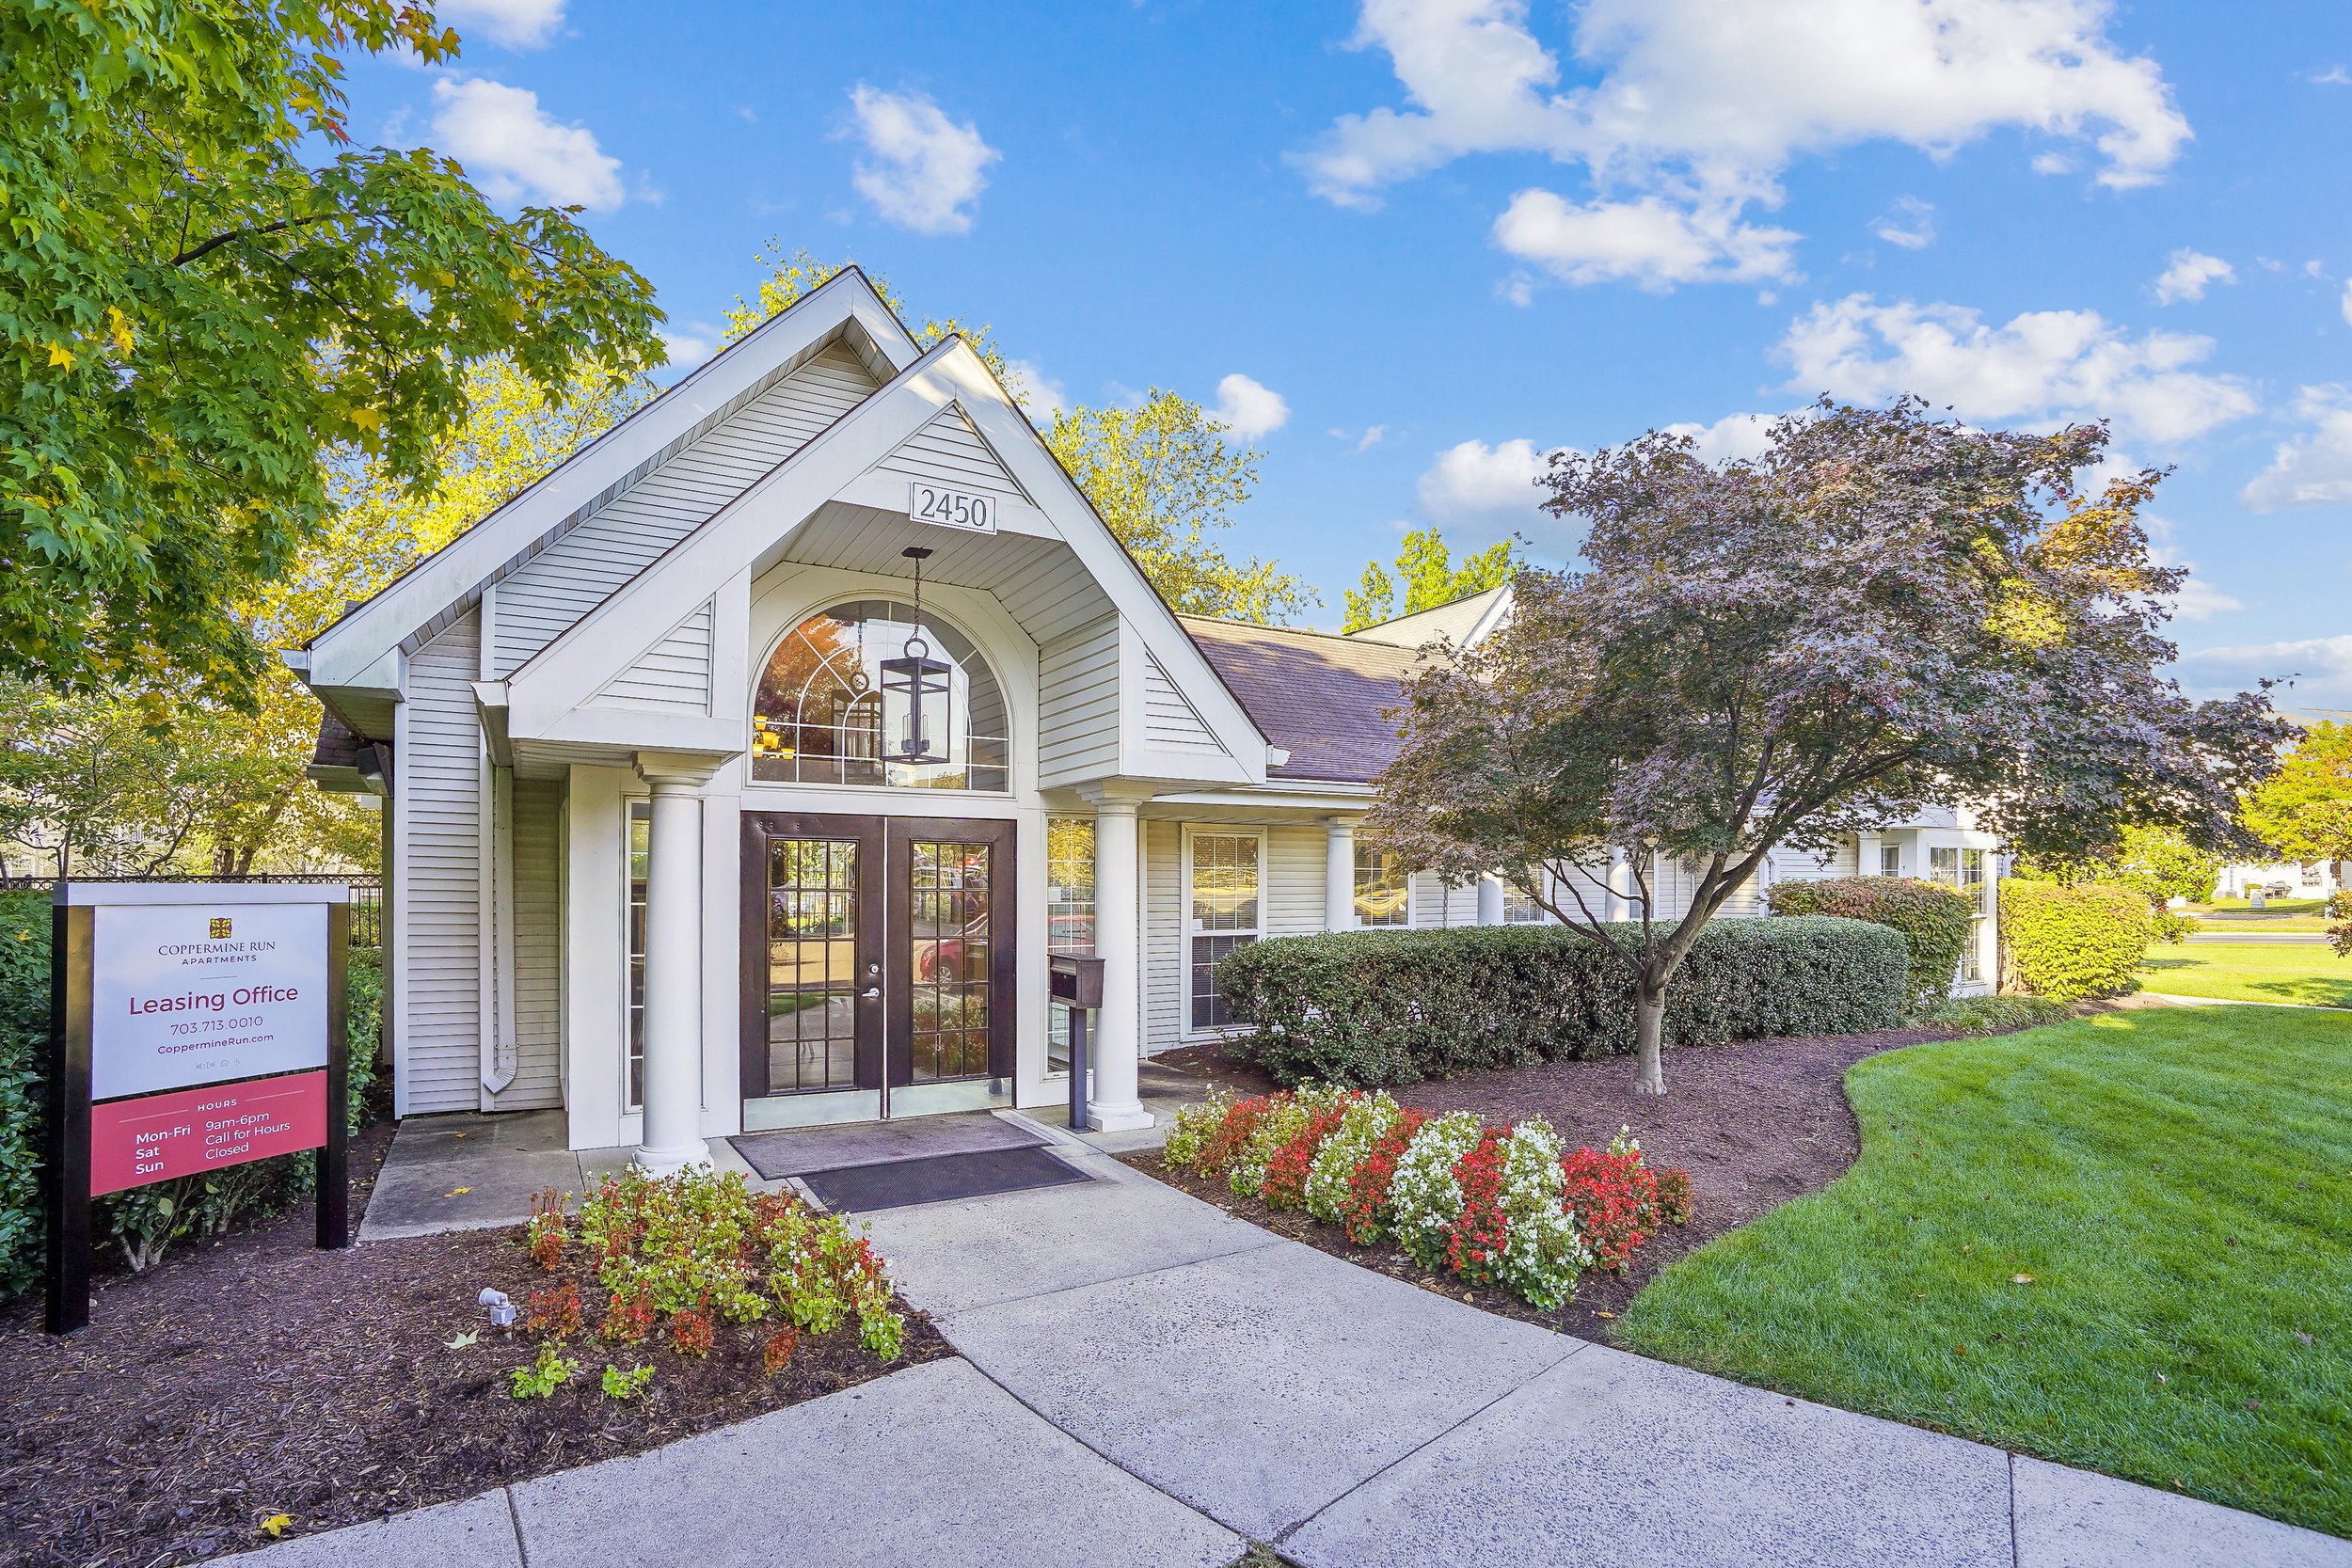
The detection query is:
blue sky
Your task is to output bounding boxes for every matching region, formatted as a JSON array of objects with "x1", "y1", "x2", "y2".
[{"x1": 344, "y1": 1, "x2": 2351, "y2": 707}]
